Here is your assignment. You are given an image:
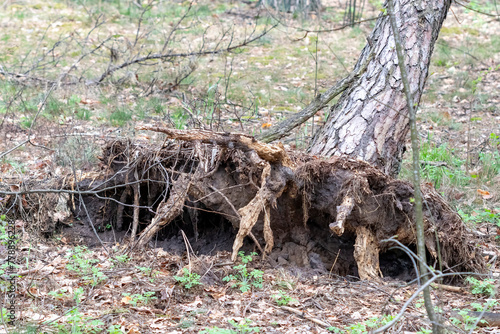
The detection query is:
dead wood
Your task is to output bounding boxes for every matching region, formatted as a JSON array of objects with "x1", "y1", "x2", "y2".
[
  {"x1": 135, "y1": 126, "x2": 293, "y2": 166},
  {"x1": 134, "y1": 174, "x2": 191, "y2": 248},
  {"x1": 431, "y1": 283, "x2": 466, "y2": 293},
  {"x1": 354, "y1": 226, "x2": 381, "y2": 280},
  {"x1": 1, "y1": 131, "x2": 486, "y2": 280},
  {"x1": 131, "y1": 167, "x2": 140, "y2": 241}
]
